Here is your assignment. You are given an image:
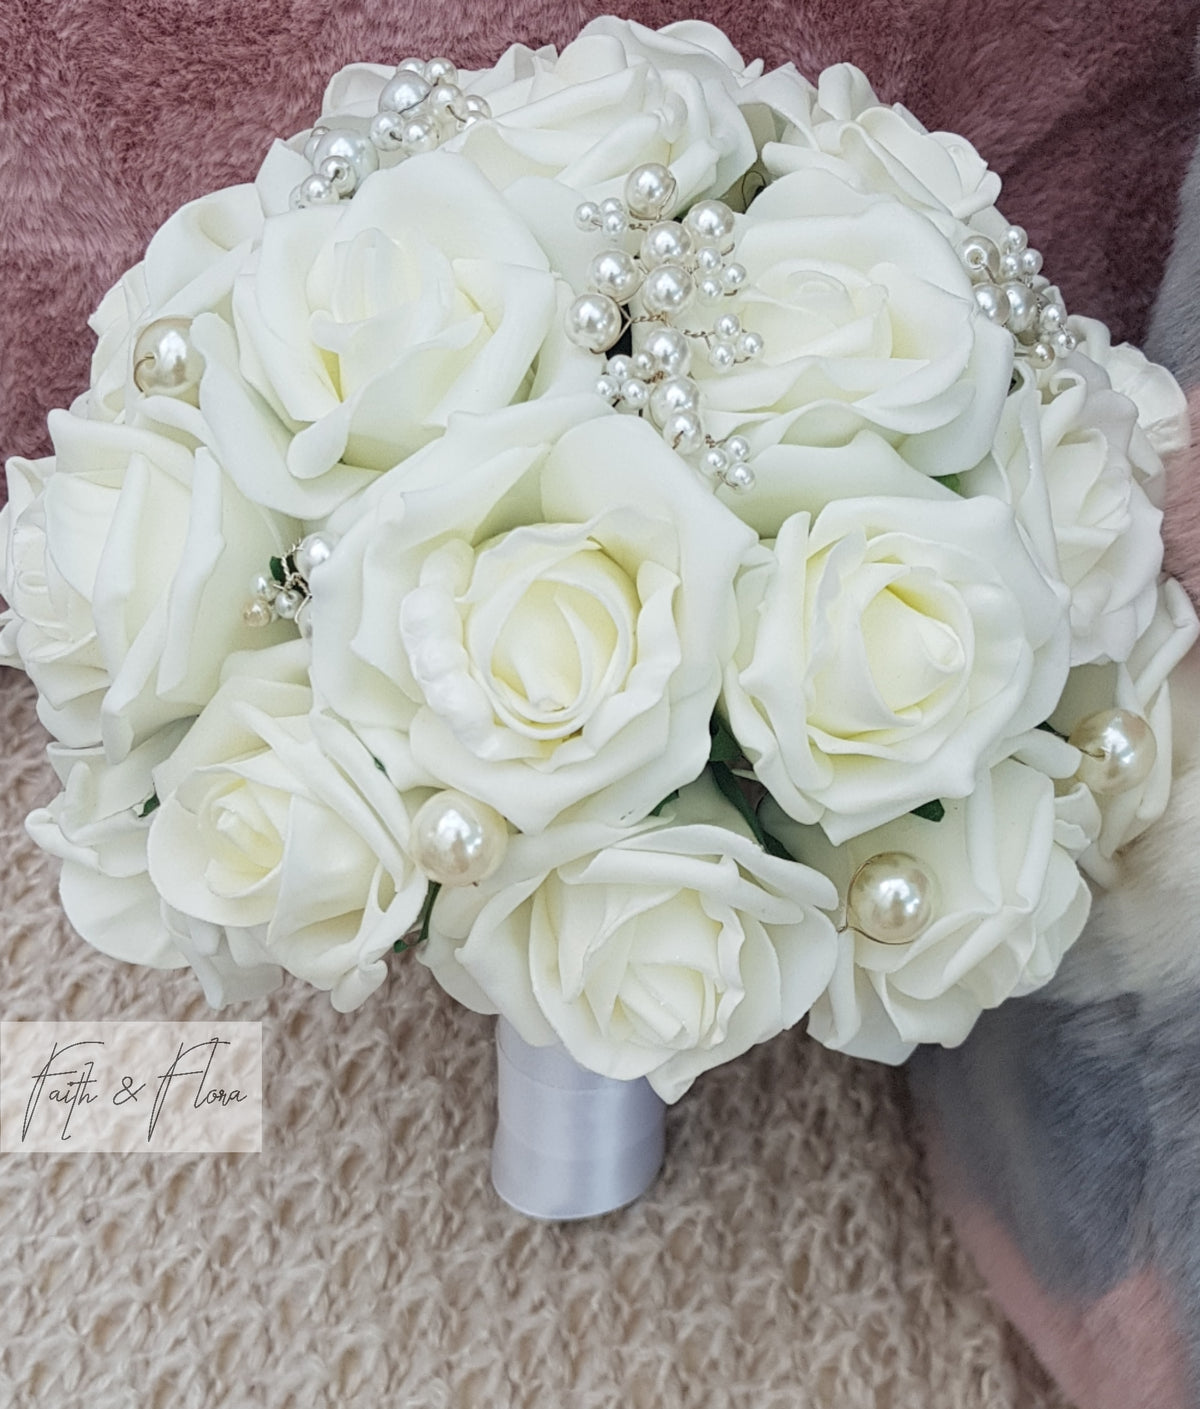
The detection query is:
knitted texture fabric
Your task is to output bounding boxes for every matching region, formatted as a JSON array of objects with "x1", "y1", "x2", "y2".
[{"x1": 0, "y1": 664, "x2": 1072, "y2": 1407}]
